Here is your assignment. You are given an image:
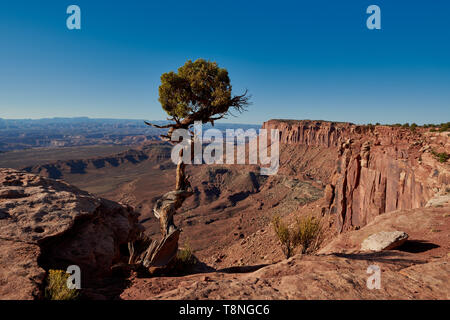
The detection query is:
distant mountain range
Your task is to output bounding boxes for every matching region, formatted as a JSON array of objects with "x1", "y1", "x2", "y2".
[{"x1": 0, "y1": 117, "x2": 261, "y2": 152}]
